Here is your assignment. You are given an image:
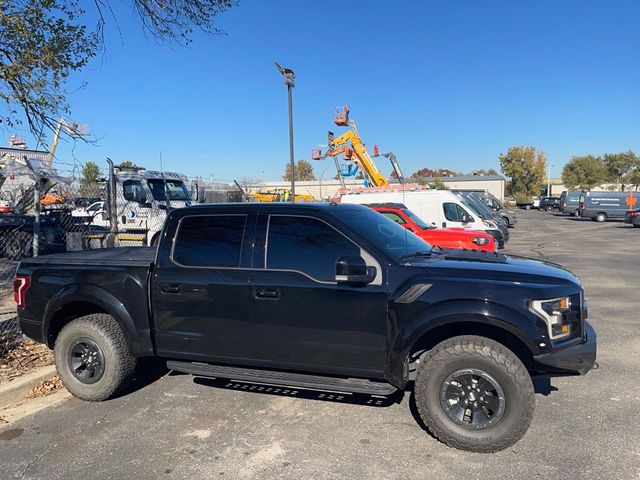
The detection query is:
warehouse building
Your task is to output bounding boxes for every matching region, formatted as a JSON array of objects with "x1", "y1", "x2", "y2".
[{"x1": 251, "y1": 175, "x2": 507, "y2": 202}]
